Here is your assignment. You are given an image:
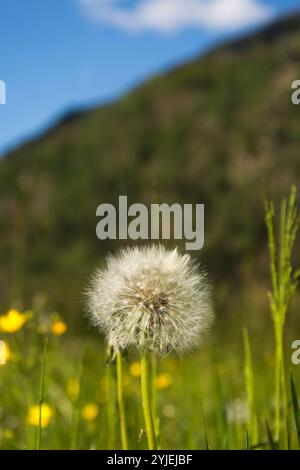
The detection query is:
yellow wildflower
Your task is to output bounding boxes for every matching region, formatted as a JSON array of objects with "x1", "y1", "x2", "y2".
[
  {"x1": 51, "y1": 319, "x2": 67, "y2": 336},
  {"x1": 130, "y1": 361, "x2": 141, "y2": 378},
  {"x1": 82, "y1": 403, "x2": 98, "y2": 421},
  {"x1": 156, "y1": 373, "x2": 173, "y2": 390},
  {"x1": 0, "y1": 341, "x2": 11, "y2": 366},
  {"x1": 27, "y1": 404, "x2": 53, "y2": 428},
  {"x1": 66, "y1": 378, "x2": 80, "y2": 400},
  {"x1": 0, "y1": 309, "x2": 31, "y2": 333}
]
